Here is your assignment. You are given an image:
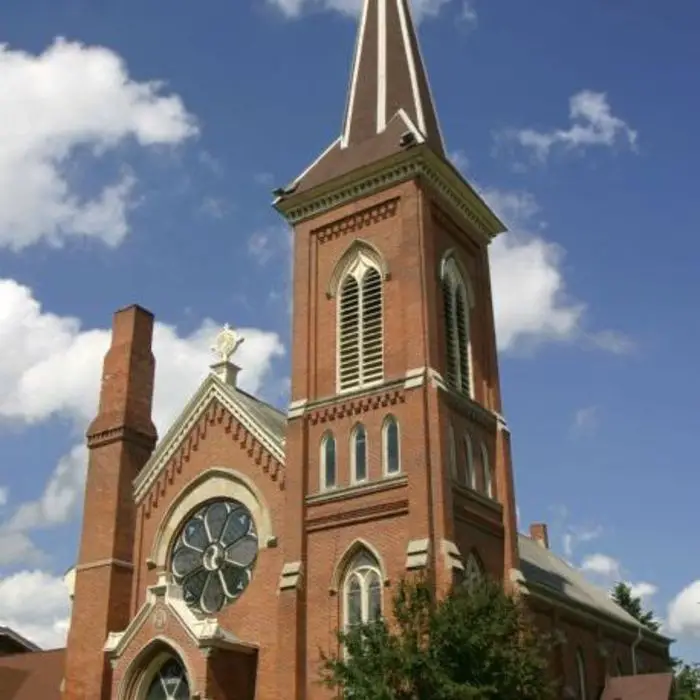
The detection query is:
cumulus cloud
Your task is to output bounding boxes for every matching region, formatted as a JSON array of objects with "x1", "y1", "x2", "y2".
[
  {"x1": 667, "y1": 580, "x2": 700, "y2": 637},
  {"x1": 0, "y1": 277, "x2": 285, "y2": 543},
  {"x1": 0, "y1": 570, "x2": 70, "y2": 649},
  {"x1": 0, "y1": 38, "x2": 197, "y2": 251},
  {"x1": 580, "y1": 553, "x2": 621, "y2": 579},
  {"x1": 503, "y1": 90, "x2": 637, "y2": 162},
  {"x1": 266, "y1": 0, "x2": 451, "y2": 22},
  {"x1": 571, "y1": 405, "x2": 598, "y2": 436}
]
